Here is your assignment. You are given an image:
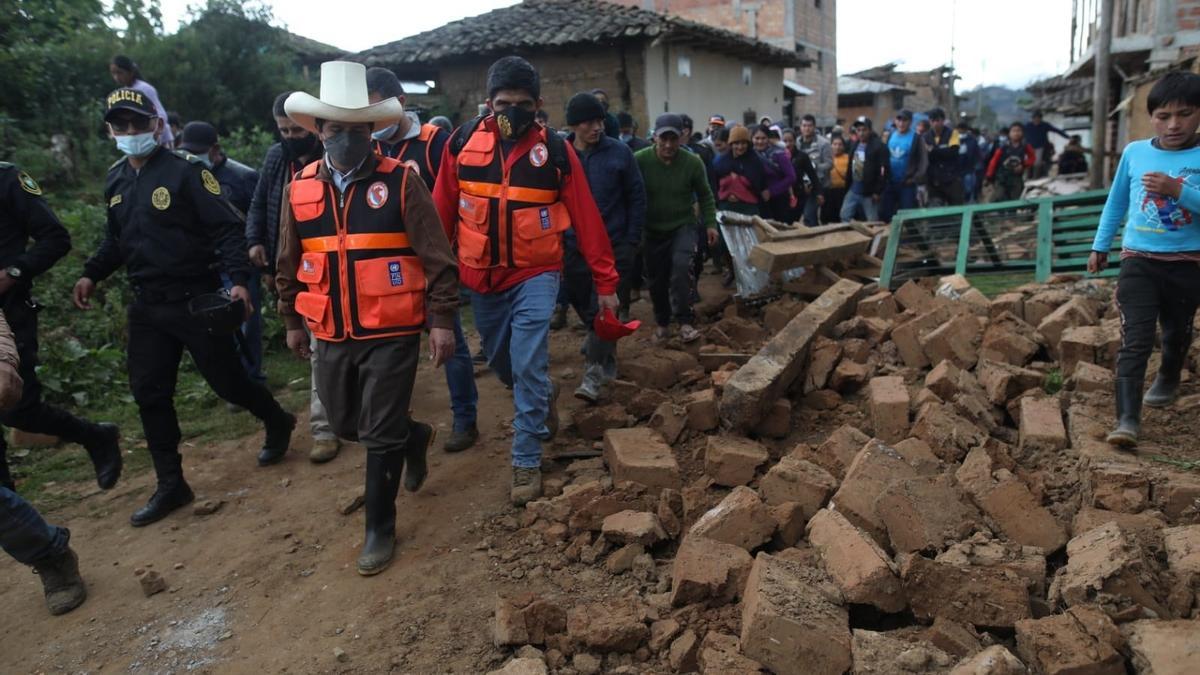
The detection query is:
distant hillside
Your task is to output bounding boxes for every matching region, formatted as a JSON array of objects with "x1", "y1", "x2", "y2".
[{"x1": 959, "y1": 85, "x2": 1032, "y2": 131}]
